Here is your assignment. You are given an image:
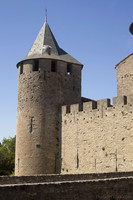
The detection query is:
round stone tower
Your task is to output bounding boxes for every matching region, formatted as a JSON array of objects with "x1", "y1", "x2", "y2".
[{"x1": 15, "y1": 17, "x2": 83, "y2": 175}]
